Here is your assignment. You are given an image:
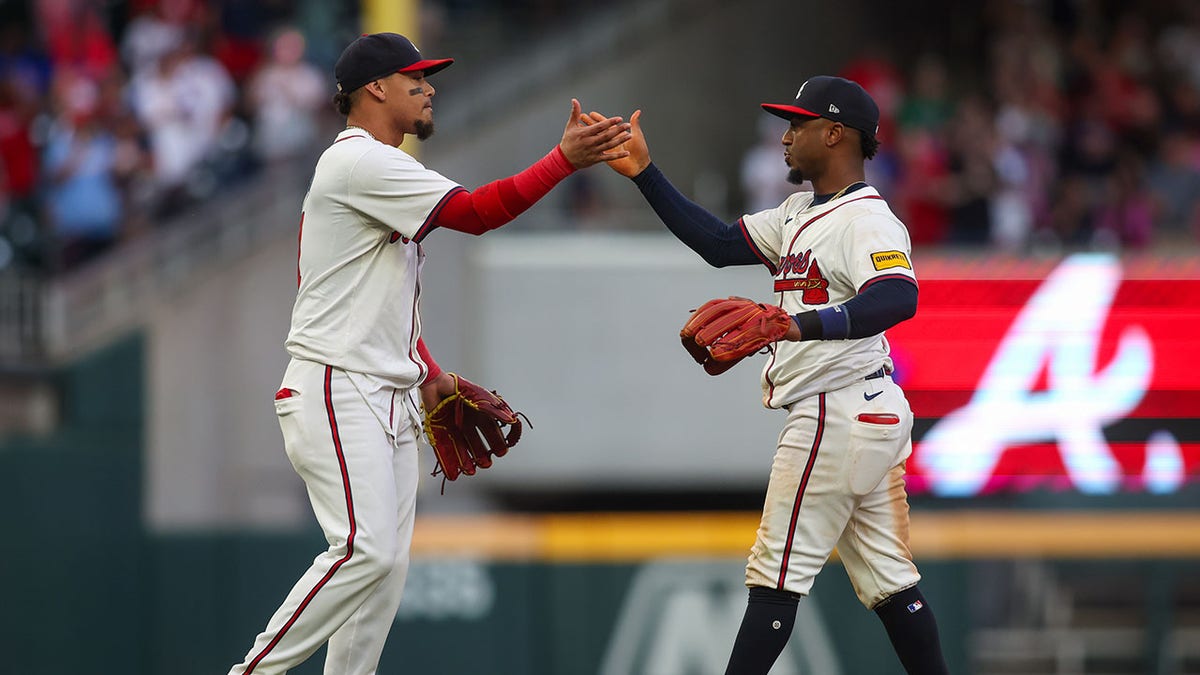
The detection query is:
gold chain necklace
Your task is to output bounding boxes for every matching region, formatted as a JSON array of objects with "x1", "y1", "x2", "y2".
[
  {"x1": 829, "y1": 180, "x2": 866, "y2": 201},
  {"x1": 344, "y1": 124, "x2": 377, "y2": 141}
]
